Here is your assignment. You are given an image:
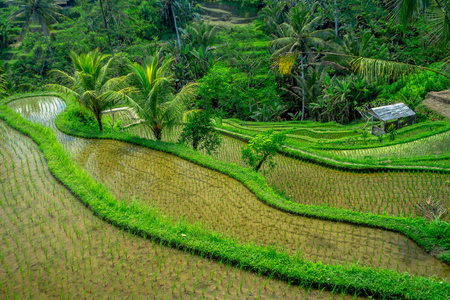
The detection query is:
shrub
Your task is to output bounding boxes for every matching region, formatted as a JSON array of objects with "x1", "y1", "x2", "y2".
[
  {"x1": 179, "y1": 111, "x2": 222, "y2": 154},
  {"x1": 241, "y1": 130, "x2": 286, "y2": 172}
]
